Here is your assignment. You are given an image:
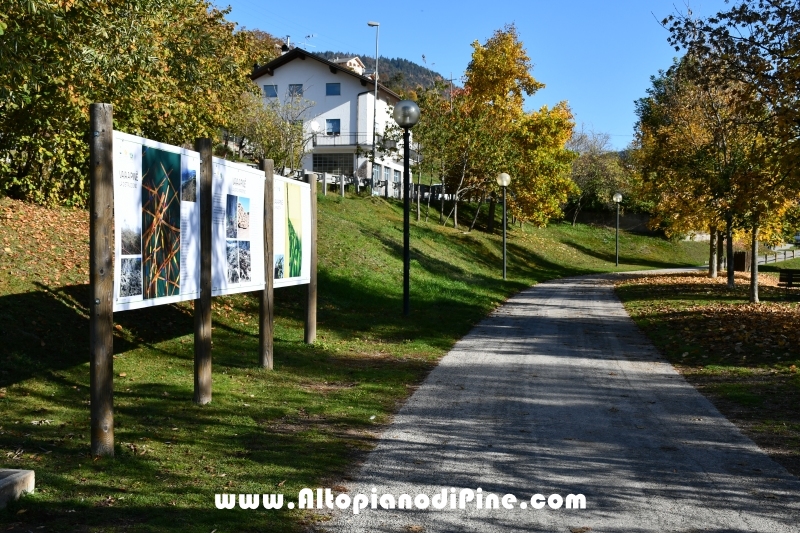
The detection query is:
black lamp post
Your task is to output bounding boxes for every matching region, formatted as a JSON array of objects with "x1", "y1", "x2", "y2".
[
  {"x1": 613, "y1": 192, "x2": 623, "y2": 267},
  {"x1": 496, "y1": 172, "x2": 511, "y2": 279},
  {"x1": 393, "y1": 100, "x2": 420, "y2": 316}
]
